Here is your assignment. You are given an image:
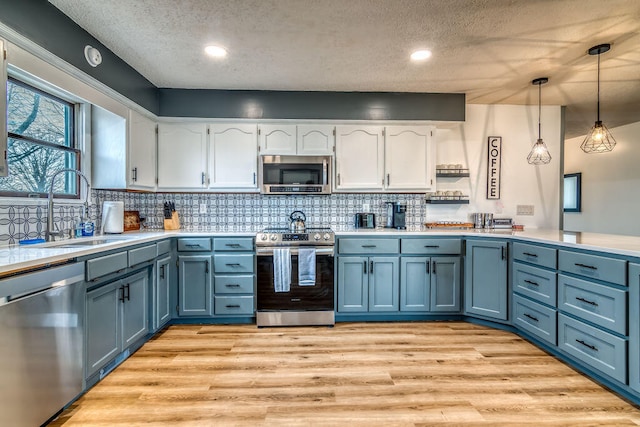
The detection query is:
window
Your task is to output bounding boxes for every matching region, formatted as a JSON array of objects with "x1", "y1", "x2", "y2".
[
  {"x1": 0, "y1": 77, "x2": 80, "y2": 198},
  {"x1": 564, "y1": 173, "x2": 581, "y2": 212}
]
